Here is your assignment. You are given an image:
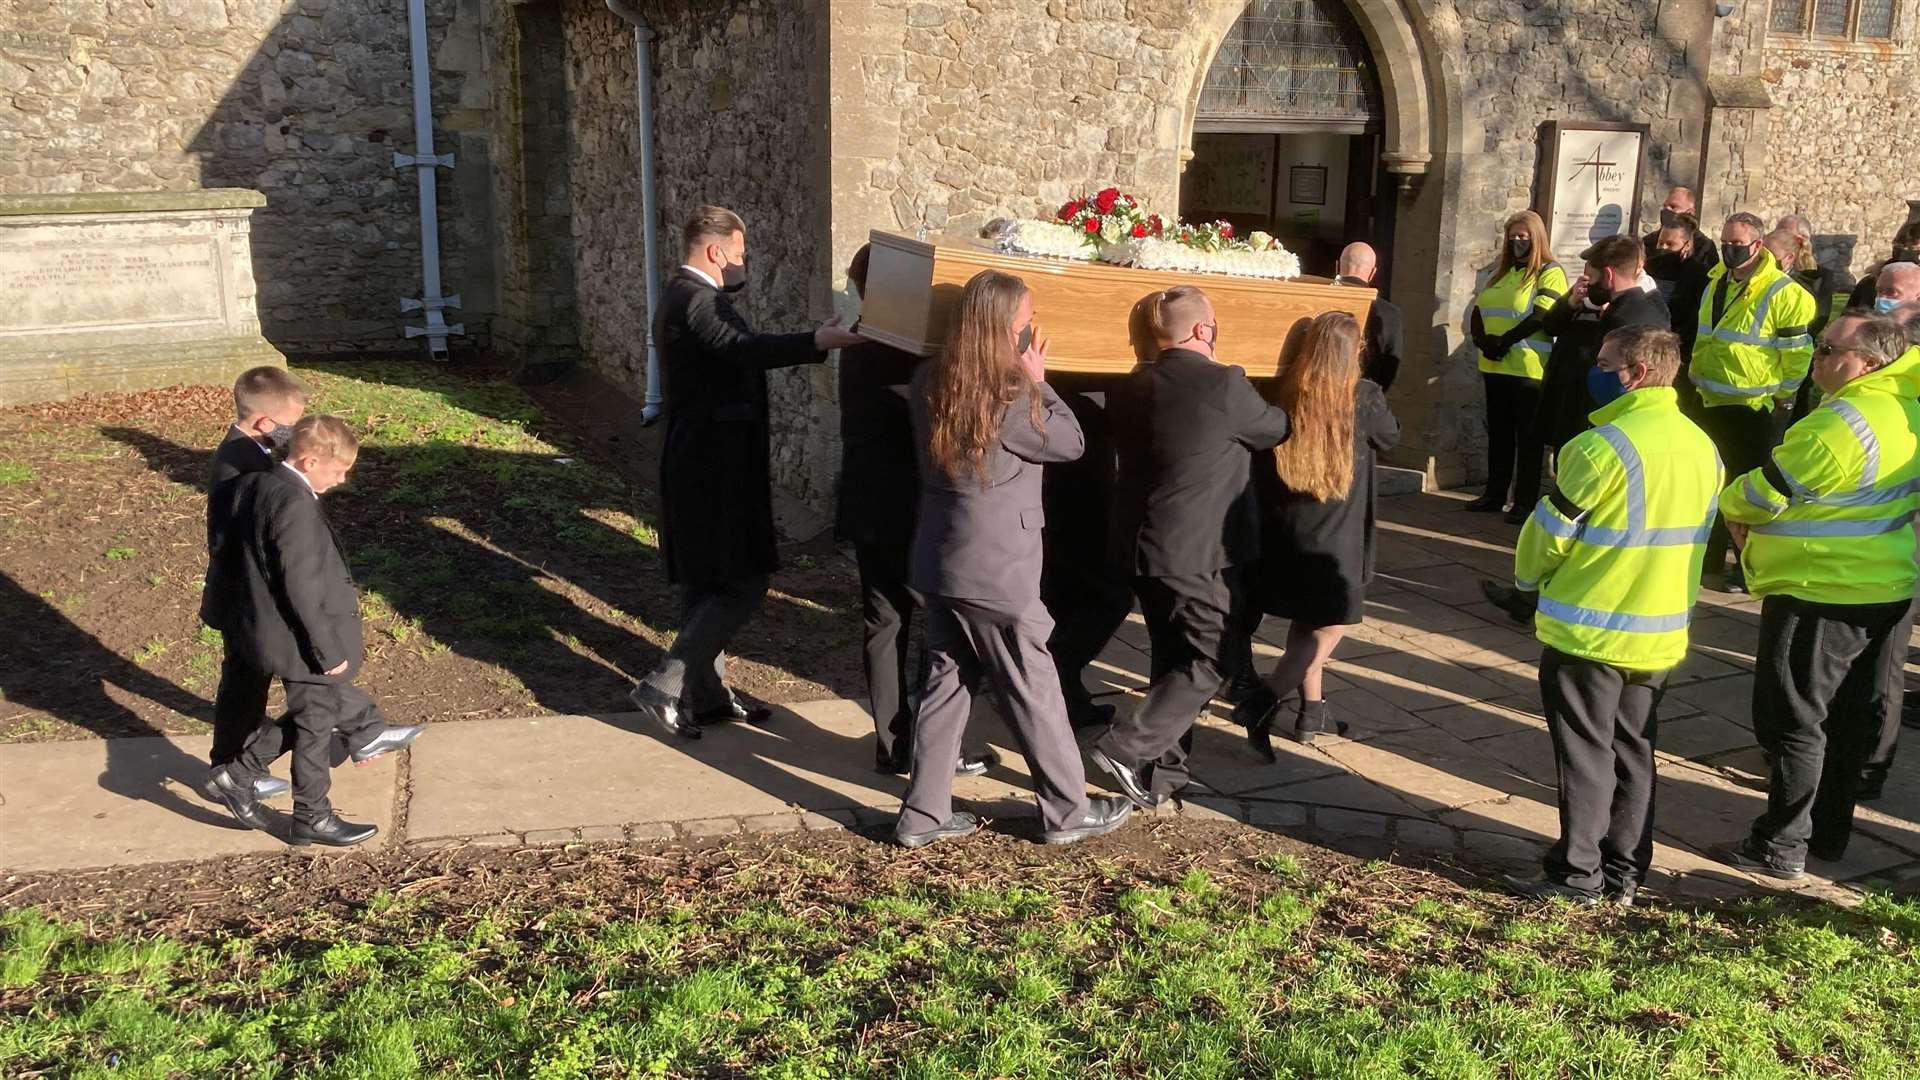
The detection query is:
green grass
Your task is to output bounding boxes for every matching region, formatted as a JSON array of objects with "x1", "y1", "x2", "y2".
[
  {"x1": 5, "y1": 866, "x2": 1920, "y2": 1078},
  {"x1": 0, "y1": 461, "x2": 35, "y2": 485},
  {"x1": 101, "y1": 546, "x2": 135, "y2": 562}
]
